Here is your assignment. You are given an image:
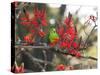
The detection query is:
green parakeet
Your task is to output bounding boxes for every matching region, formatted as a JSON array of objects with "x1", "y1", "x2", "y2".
[{"x1": 49, "y1": 28, "x2": 59, "y2": 43}]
